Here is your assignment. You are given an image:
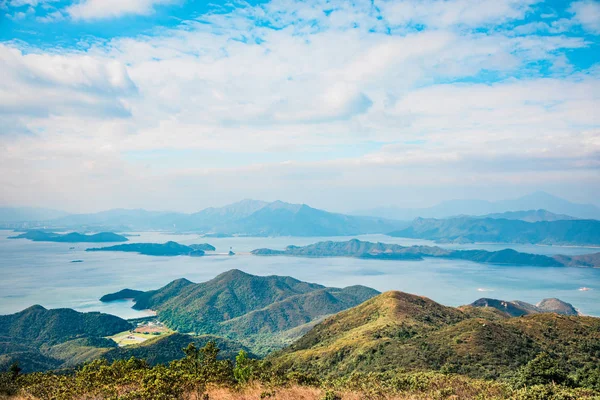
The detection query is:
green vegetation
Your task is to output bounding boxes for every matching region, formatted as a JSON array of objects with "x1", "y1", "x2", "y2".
[
  {"x1": 87, "y1": 241, "x2": 207, "y2": 256},
  {"x1": 2, "y1": 341, "x2": 599, "y2": 400},
  {"x1": 0, "y1": 306, "x2": 132, "y2": 372},
  {"x1": 2, "y1": 275, "x2": 599, "y2": 399},
  {"x1": 104, "y1": 270, "x2": 379, "y2": 355},
  {"x1": 272, "y1": 291, "x2": 600, "y2": 383},
  {"x1": 0, "y1": 305, "x2": 133, "y2": 346},
  {"x1": 102, "y1": 333, "x2": 253, "y2": 366},
  {"x1": 8, "y1": 230, "x2": 128, "y2": 243},
  {"x1": 251, "y1": 239, "x2": 596, "y2": 267},
  {"x1": 388, "y1": 217, "x2": 600, "y2": 246}
]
